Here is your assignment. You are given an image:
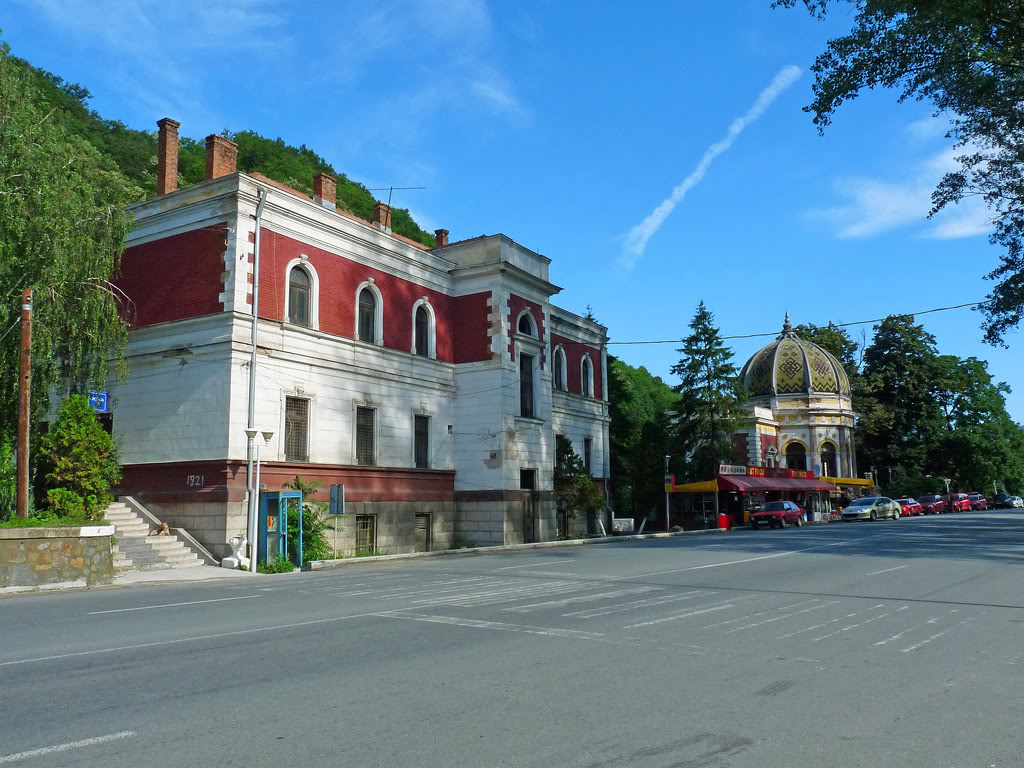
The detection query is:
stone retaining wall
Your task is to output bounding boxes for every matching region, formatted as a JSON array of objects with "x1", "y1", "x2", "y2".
[{"x1": 0, "y1": 526, "x2": 115, "y2": 588}]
